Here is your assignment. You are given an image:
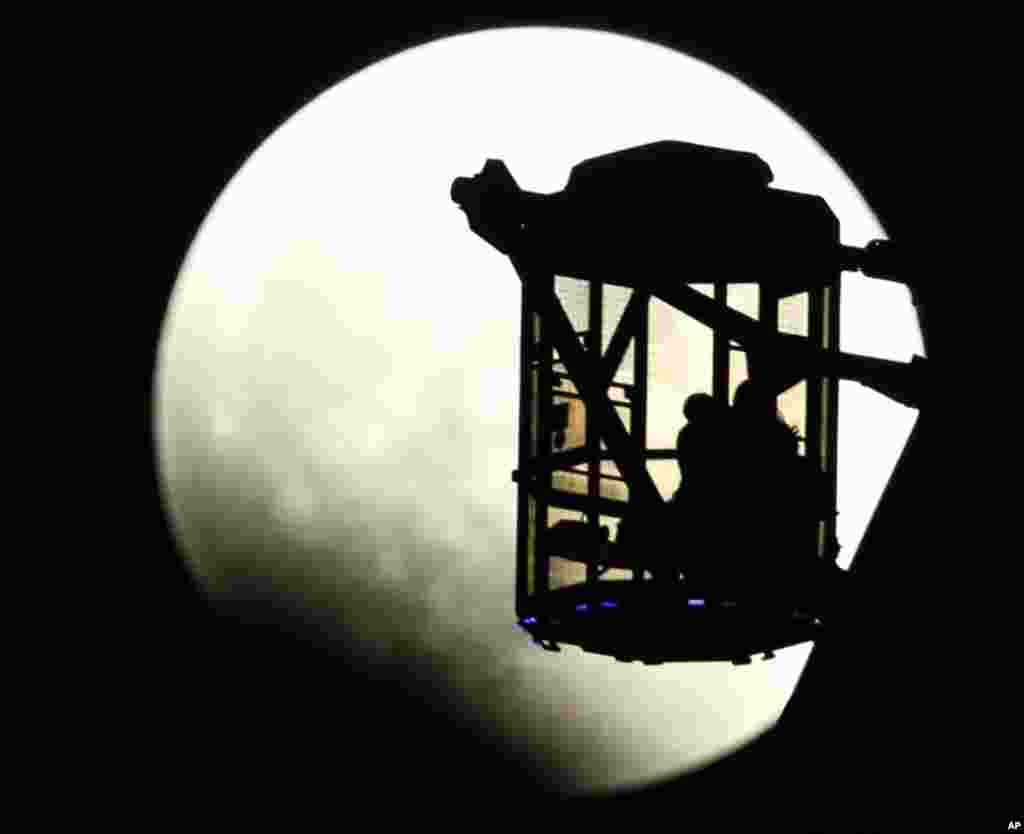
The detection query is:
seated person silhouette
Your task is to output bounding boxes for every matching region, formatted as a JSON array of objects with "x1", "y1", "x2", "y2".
[
  {"x1": 617, "y1": 392, "x2": 723, "y2": 580},
  {"x1": 725, "y1": 379, "x2": 816, "y2": 602},
  {"x1": 730, "y1": 379, "x2": 799, "y2": 496},
  {"x1": 664, "y1": 393, "x2": 730, "y2": 583},
  {"x1": 674, "y1": 393, "x2": 730, "y2": 502}
]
